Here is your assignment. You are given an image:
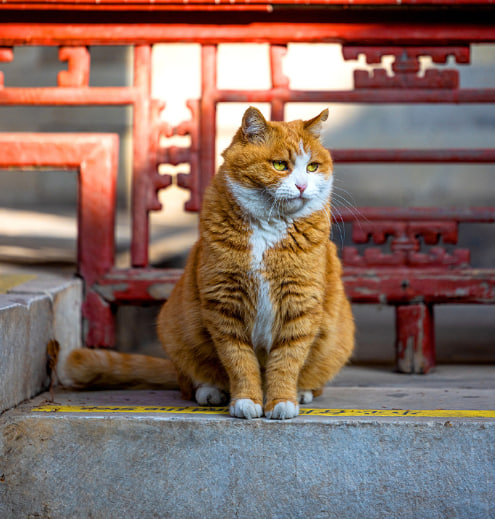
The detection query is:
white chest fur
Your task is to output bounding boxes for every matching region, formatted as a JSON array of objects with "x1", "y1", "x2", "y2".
[
  {"x1": 249, "y1": 219, "x2": 288, "y2": 353},
  {"x1": 226, "y1": 158, "x2": 332, "y2": 353}
]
